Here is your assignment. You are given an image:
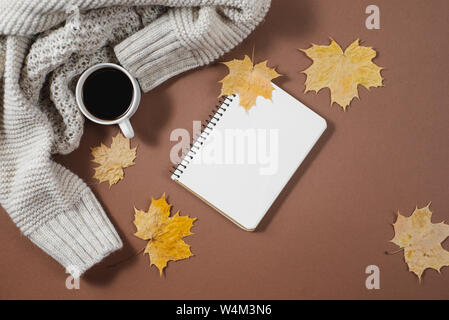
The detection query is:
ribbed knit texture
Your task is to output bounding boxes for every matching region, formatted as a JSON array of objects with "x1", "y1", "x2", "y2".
[{"x1": 0, "y1": 0, "x2": 270, "y2": 275}]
